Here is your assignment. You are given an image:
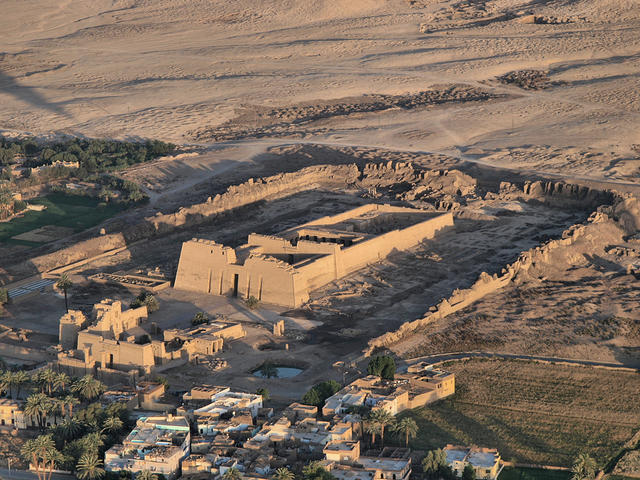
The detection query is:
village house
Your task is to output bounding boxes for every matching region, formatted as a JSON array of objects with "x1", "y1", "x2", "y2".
[
  {"x1": 444, "y1": 445, "x2": 502, "y2": 480},
  {"x1": 322, "y1": 368, "x2": 455, "y2": 417},
  {"x1": 0, "y1": 399, "x2": 27, "y2": 429},
  {"x1": 323, "y1": 442, "x2": 412, "y2": 480},
  {"x1": 104, "y1": 414, "x2": 191, "y2": 479}
]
